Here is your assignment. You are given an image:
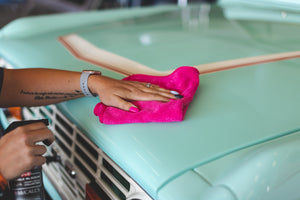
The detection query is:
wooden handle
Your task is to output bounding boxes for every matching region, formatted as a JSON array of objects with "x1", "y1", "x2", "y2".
[{"x1": 59, "y1": 34, "x2": 300, "y2": 76}]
